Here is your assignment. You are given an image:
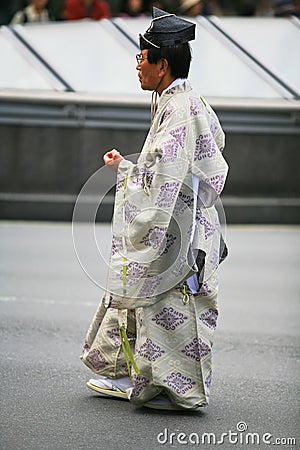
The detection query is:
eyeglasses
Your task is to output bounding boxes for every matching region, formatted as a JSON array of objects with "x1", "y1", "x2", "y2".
[{"x1": 136, "y1": 53, "x2": 148, "y2": 64}]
